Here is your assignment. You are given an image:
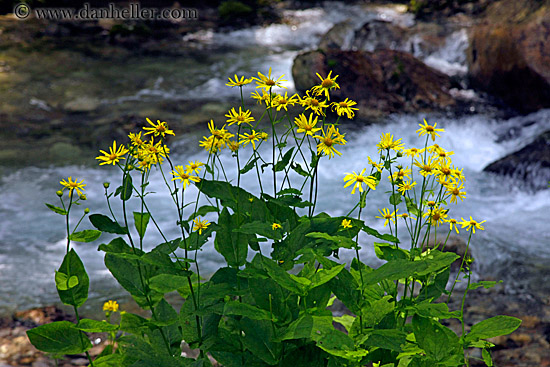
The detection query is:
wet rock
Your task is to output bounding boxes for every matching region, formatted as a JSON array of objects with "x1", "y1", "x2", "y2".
[
  {"x1": 351, "y1": 20, "x2": 408, "y2": 52},
  {"x1": 318, "y1": 21, "x2": 356, "y2": 51},
  {"x1": 64, "y1": 96, "x2": 101, "y2": 113},
  {"x1": 467, "y1": 0, "x2": 550, "y2": 113},
  {"x1": 292, "y1": 49, "x2": 455, "y2": 117},
  {"x1": 483, "y1": 130, "x2": 550, "y2": 191}
]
